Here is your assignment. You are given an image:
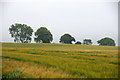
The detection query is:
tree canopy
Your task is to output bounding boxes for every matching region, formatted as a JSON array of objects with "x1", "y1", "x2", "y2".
[
  {"x1": 9, "y1": 23, "x2": 33, "y2": 43},
  {"x1": 59, "y1": 33, "x2": 75, "y2": 44},
  {"x1": 34, "y1": 27, "x2": 53, "y2": 43},
  {"x1": 9, "y1": 23, "x2": 116, "y2": 46},
  {"x1": 97, "y1": 37, "x2": 115, "y2": 46},
  {"x1": 83, "y1": 39, "x2": 92, "y2": 45}
]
